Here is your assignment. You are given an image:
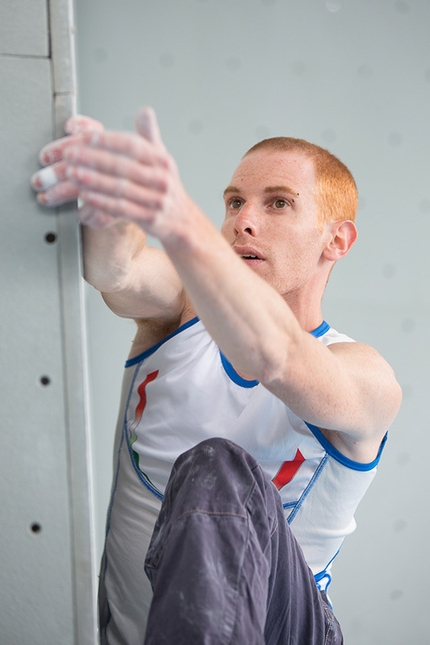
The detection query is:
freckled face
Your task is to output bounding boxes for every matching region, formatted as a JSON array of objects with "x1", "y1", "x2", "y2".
[{"x1": 221, "y1": 149, "x2": 330, "y2": 302}]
